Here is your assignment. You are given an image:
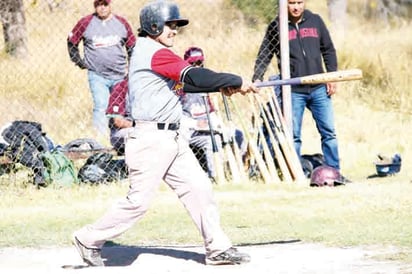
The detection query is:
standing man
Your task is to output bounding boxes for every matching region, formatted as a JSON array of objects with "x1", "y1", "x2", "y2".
[
  {"x1": 180, "y1": 46, "x2": 247, "y2": 182},
  {"x1": 180, "y1": 91, "x2": 224, "y2": 181},
  {"x1": 252, "y1": 0, "x2": 349, "y2": 180},
  {"x1": 67, "y1": 0, "x2": 136, "y2": 138},
  {"x1": 180, "y1": 46, "x2": 225, "y2": 182},
  {"x1": 72, "y1": 0, "x2": 258, "y2": 267}
]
